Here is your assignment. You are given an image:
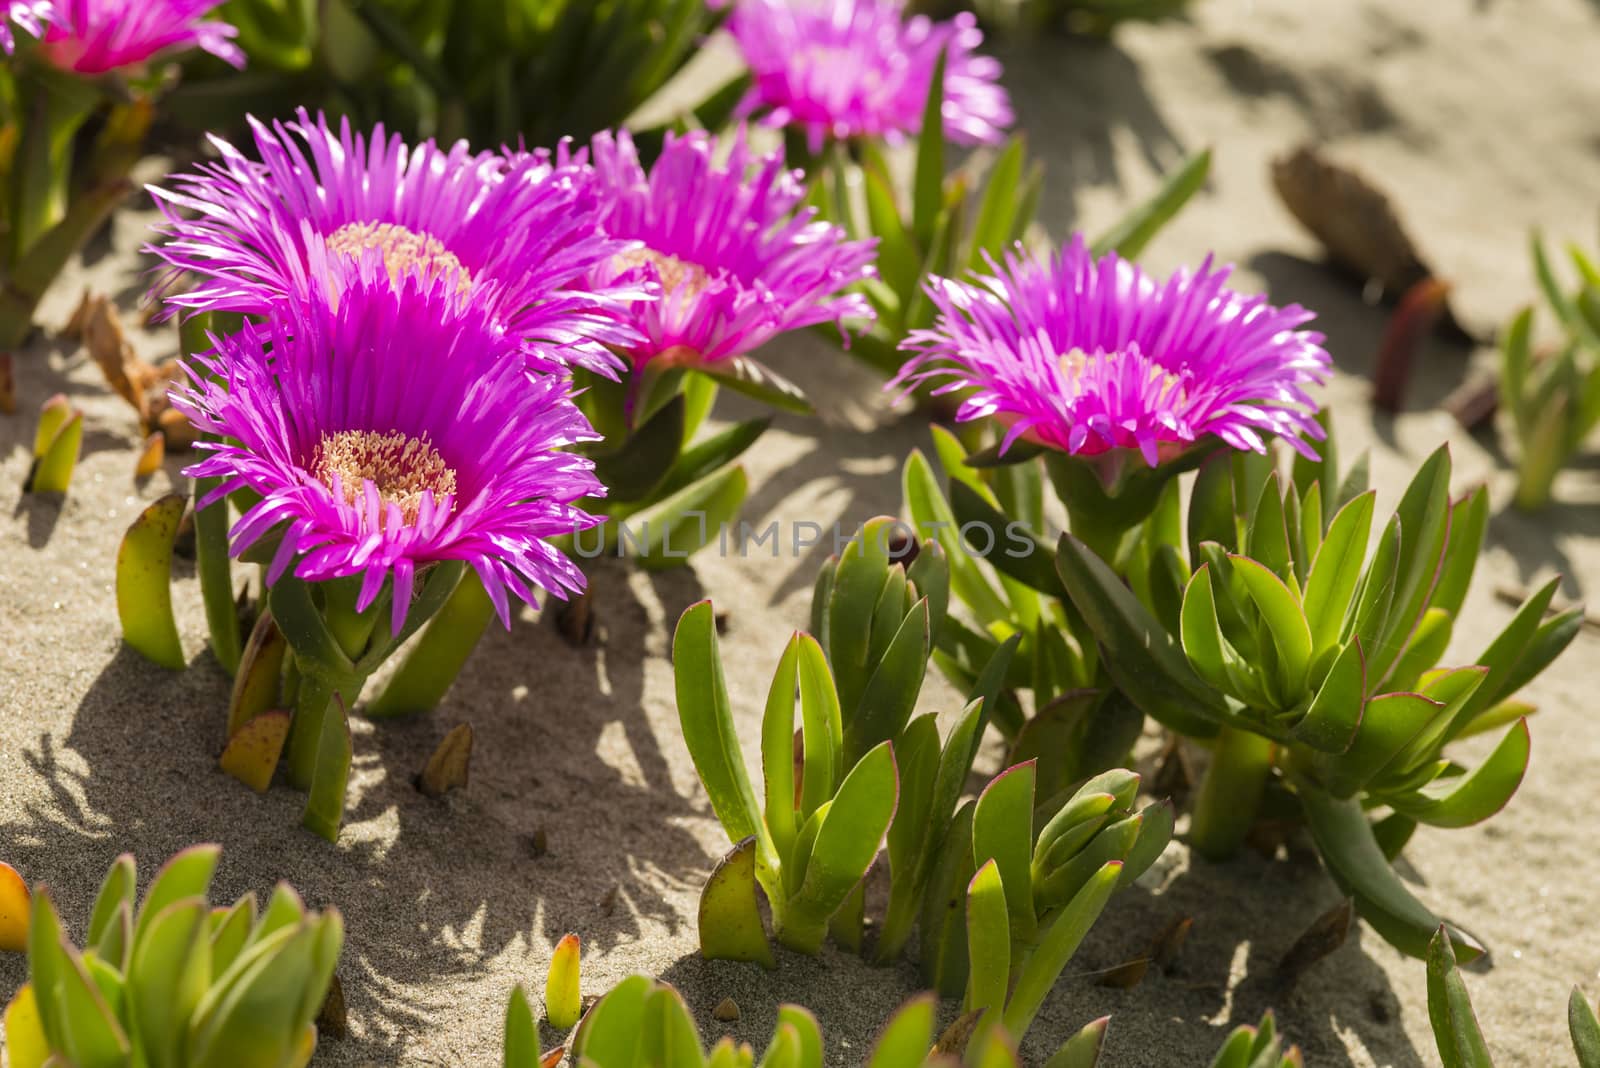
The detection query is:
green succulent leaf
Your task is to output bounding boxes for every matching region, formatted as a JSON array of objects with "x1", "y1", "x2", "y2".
[
  {"x1": 1045, "y1": 1016, "x2": 1111, "y2": 1068},
  {"x1": 1383, "y1": 719, "x2": 1530, "y2": 829},
  {"x1": 773, "y1": 1005, "x2": 824, "y2": 1068},
  {"x1": 950, "y1": 479, "x2": 1065, "y2": 597},
  {"x1": 1302, "y1": 491, "x2": 1376, "y2": 658},
  {"x1": 128, "y1": 899, "x2": 210, "y2": 1068},
  {"x1": 629, "y1": 464, "x2": 749, "y2": 570},
  {"x1": 867, "y1": 994, "x2": 935, "y2": 1068},
  {"x1": 87, "y1": 855, "x2": 137, "y2": 957},
  {"x1": 912, "y1": 48, "x2": 948, "y2": 249},
  {"x1": 698, "y1": 838, "x2": 776, "y2": 969},
  {"x1": 1056, "y1": 534, "x2": 1224, "y2": 737},
  {"x1": 673, "y1": 601, "x2": 770, "y2": 867},
  {"x1": 590, "y1": 394, "x2": 685, "y2": 503},
  {"x1": 1232, "y1": 555, "x2": 1314, "y2": 698},
  {"x1": 787, "y1": 742, "x2": 899, "y2": 952},
  {"x1": 972, "y1": 762, "x2": 1038, "y2": 944},
  {"x1": 1430, "y1": 488, "x2": 1489, "y2": 618},
  {"x1": 503, "y1": 985, "x2": 540, "y2": 1068},
  {"x1": 904, "y1": 448, "x2": 1009, "y2": 628},
  {"x1": 571, "y1": 975, "x2": 653, "y2": 1063},
  {"x1": 115, "y1": 494, "x2": 189, "y2": 671},
  {"x1": 640, "y1": 984, "x2": 705, "y2": 1067},
  {"x1": 1569, "y1": 988, "x2": 1600, "y2": 1068},
  {"x1": 1293, "y1": 639, "x2": 1367, "y2": 753},
  {"x1": 1427, "y1": 926, "x2": 1495, "y2": 1068},
  {"x1": 1371, "y1": 447, "x2": 1454, "y2": 686},
  {"x1": 1091, "y1": 147, "x2": 1211, "y2": 260},
  {"x1": 1301, "y1": 791, "x2": 1481, "y2": 962},
  {"x1": 1002, "y1": 861, "x2": 1122, "y2": 1039},
  {"x1": 963, "y1": 860, "x2": 1012, "y2": 1021},
  {"x1": 845, "y1": 599, "x2": 930, "y2": 763},
  {"x1": 968, "y1": 136, "x2": 1029, "y2": 268}
]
